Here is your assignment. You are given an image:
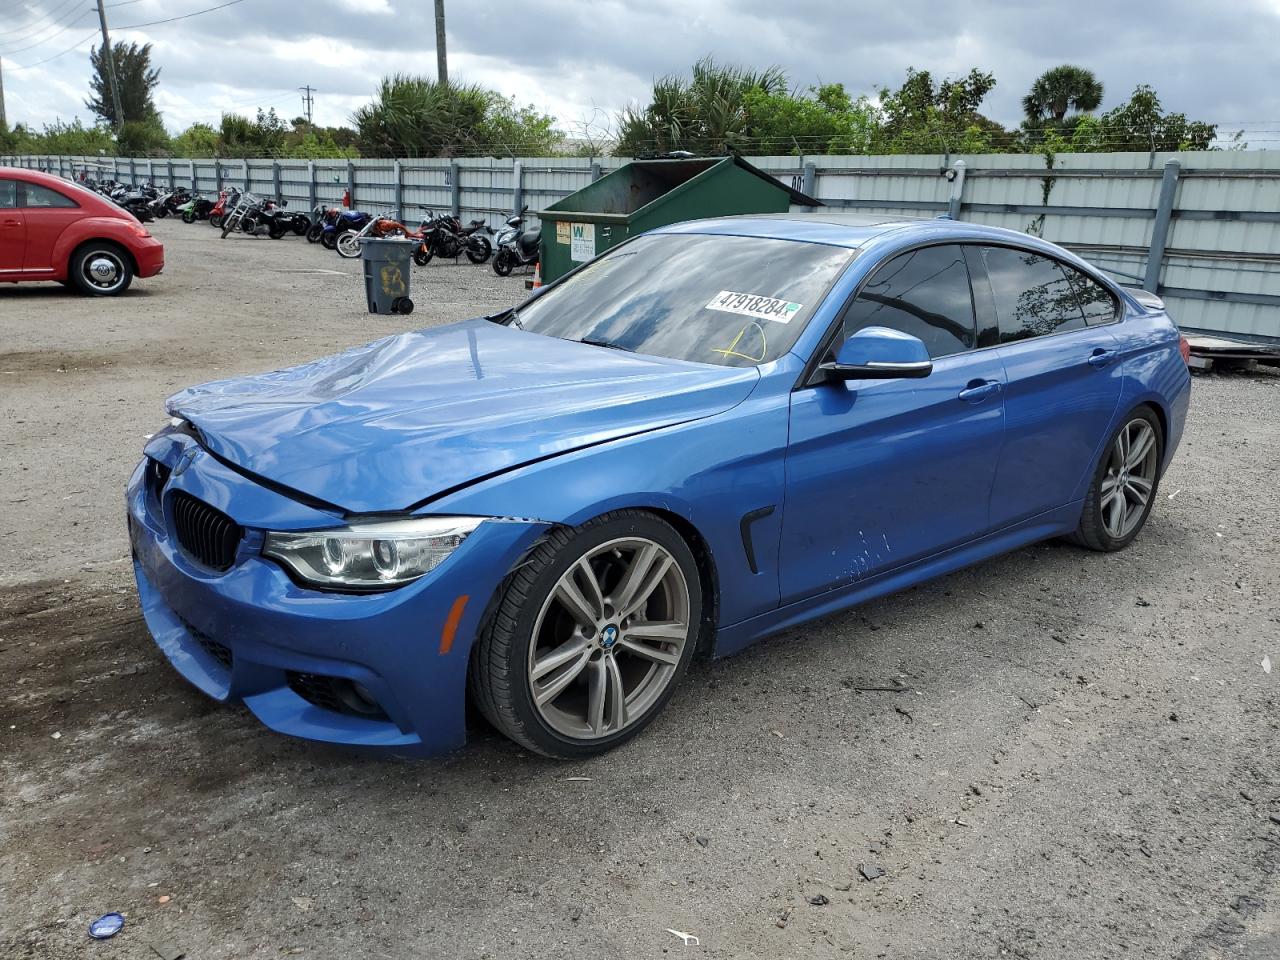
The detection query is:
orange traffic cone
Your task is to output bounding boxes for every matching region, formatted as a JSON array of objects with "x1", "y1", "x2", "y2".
[{"x1": 526, "y1": 260, "x2": 542, "y2": 291}]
